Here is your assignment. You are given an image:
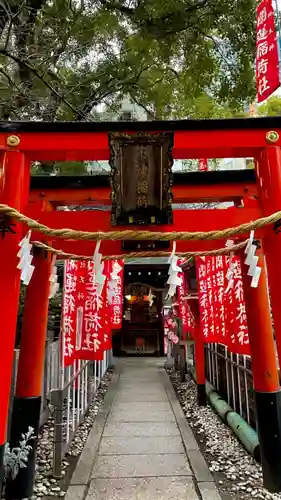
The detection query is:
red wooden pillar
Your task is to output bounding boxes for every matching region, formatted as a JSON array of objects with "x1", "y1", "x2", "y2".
[
  {"x1": 16, "y1": 249, "x2": 52, "y2": 397},
  {"x1": 190, "y1": 300, "x2": 206, "y2": 406},
  {"x1": 240, "y1": 248, "x2": 281, "y2": 493},
  {"x1": 6, "y1": 247, "x2": 52, "y2": 499},
  {"x1": 256, "y1": 146, "x2": 281, "y2": 370},
  {"x1": 0, "y1": 150, "x2": 30, "y2": 494}
]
